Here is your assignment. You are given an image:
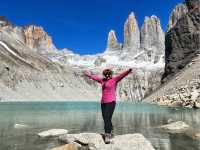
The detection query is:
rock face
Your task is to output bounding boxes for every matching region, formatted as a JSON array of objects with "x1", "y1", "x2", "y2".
[
  {"x1": 106, "y1": 30, "x2": 121, "y2": 51},
  {"x1": 0, "y1": 16, "x2": 12, "y2": 27},
  {"x1": 186, "y1": 0, "x2": 200, "y2": 10},
  {"x1": 163, "y1": 0, "x2": 200, "y2": 81},
  {"x1": 58, "y1": 133, "x2": 155, "y2": 150},
  {"x1": 104, "y1": 13, "x2": 165, "y2": 64},
  {"x1": 167, "y1": 3, "x2": 188, "y2": 30},
  {"x1": 143, "y1": 0, "x2": 200, "y2": 105},
  {"x1": 123, "y1": 12, "x2": 140, "y2": 53},
  {"x1": 140, "y1": 16, "x2": 165, "y2": 63},
  {"x1": 0, "y1": 27, "x2": 101, "y2": 101},
  {"x1": 100, "y1": 13, "x2": 165, "y2": 101},
  {"x1": 22, "y1": 25, "x2": 56, "y2": 53}
]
